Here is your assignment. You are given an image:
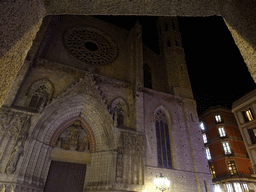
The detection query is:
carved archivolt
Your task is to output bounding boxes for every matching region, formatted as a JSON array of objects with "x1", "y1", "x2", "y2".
[{"x1": 116, "y1": 132, "x2": 144, "y2": 185}]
